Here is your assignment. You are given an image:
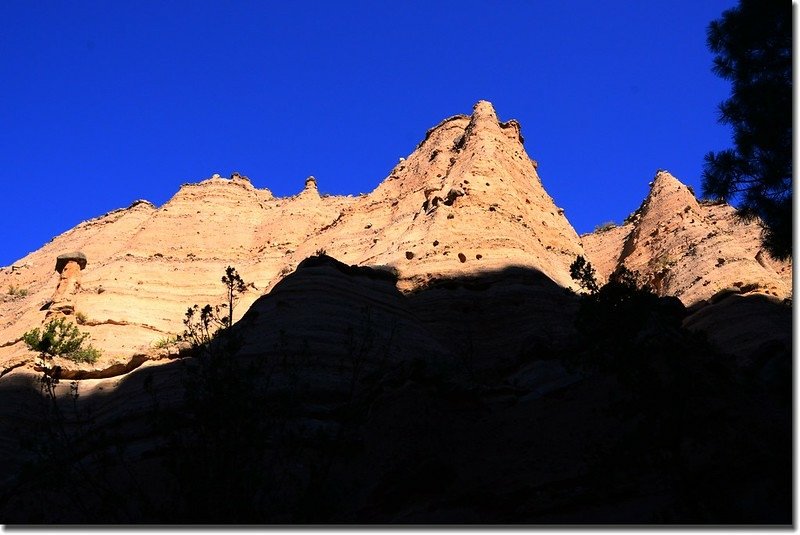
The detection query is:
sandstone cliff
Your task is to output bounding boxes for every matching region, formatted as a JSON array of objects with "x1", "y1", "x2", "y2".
[
  {"x1": 582, "y1": 170, "x2": 791, "y2": 306},
  {"x1": 0, "y1": 101, "x2": 589, "y2": 377},
  {"x1": 582, "y1": 170, "x2": 791, "y2": 357},
  {"x1": 0, "y1": 101, "x2": 791, "y2": 524},
  {"x1": 0, "y1": 101, "x2": 790, "y2": 380}
]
